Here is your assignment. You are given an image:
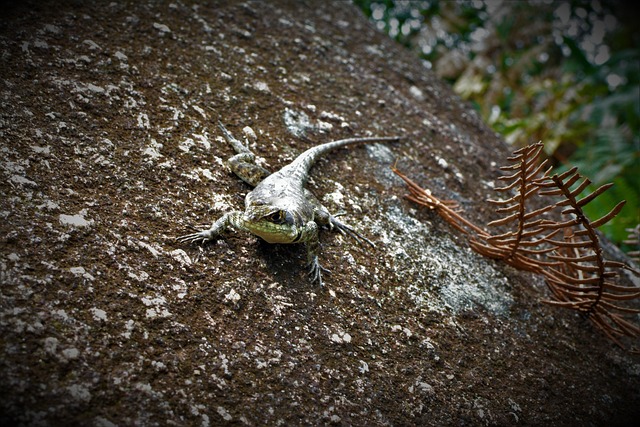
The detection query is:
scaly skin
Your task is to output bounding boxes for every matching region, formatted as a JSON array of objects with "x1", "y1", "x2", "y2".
[{"x1": 178, "y1": 121, "x2": 400, "y2": 286}]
